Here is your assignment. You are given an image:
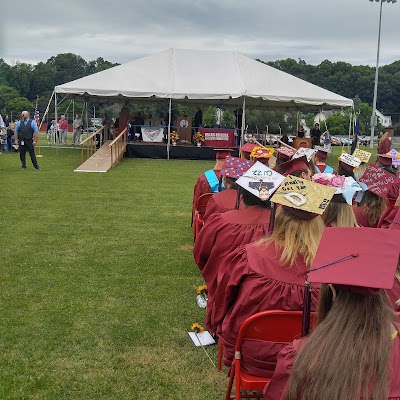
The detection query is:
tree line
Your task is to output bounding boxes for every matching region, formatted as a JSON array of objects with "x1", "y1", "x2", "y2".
[{"x1": 0, "y1": 53, "x2": 398, "y2": 135}]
